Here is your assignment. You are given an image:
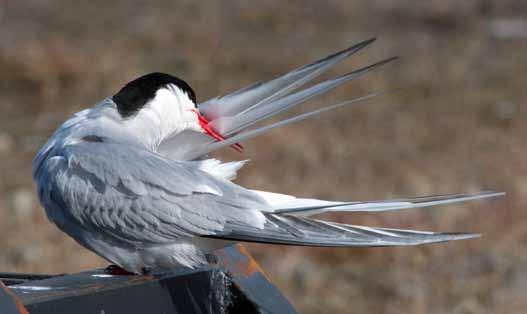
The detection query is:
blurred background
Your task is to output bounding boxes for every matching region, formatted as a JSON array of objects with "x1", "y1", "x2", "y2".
[{"x1": 0, "y1": 1, "x2": 525, "y2": 313}]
